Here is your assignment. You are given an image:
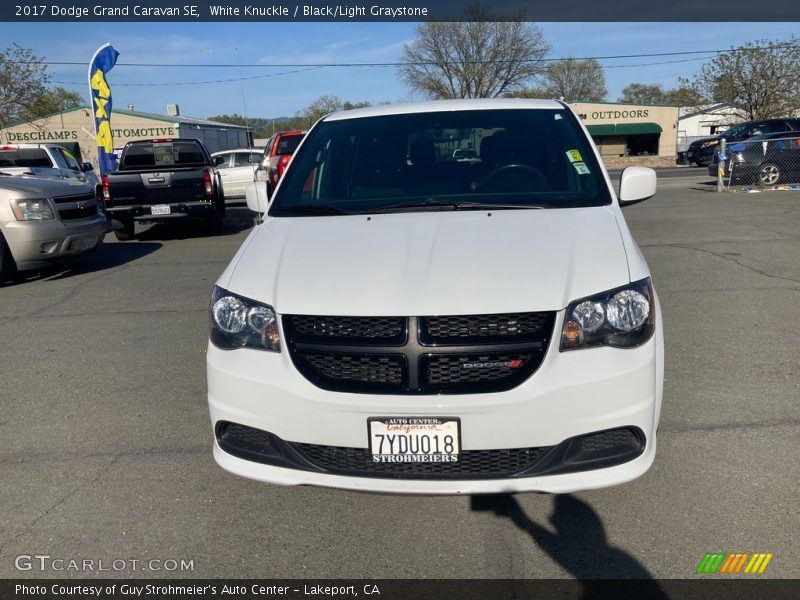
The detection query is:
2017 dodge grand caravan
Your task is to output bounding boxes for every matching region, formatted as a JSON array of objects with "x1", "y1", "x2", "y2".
[{"x1": 207, "y1": 99, "x2": 664, "y2": 494}]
